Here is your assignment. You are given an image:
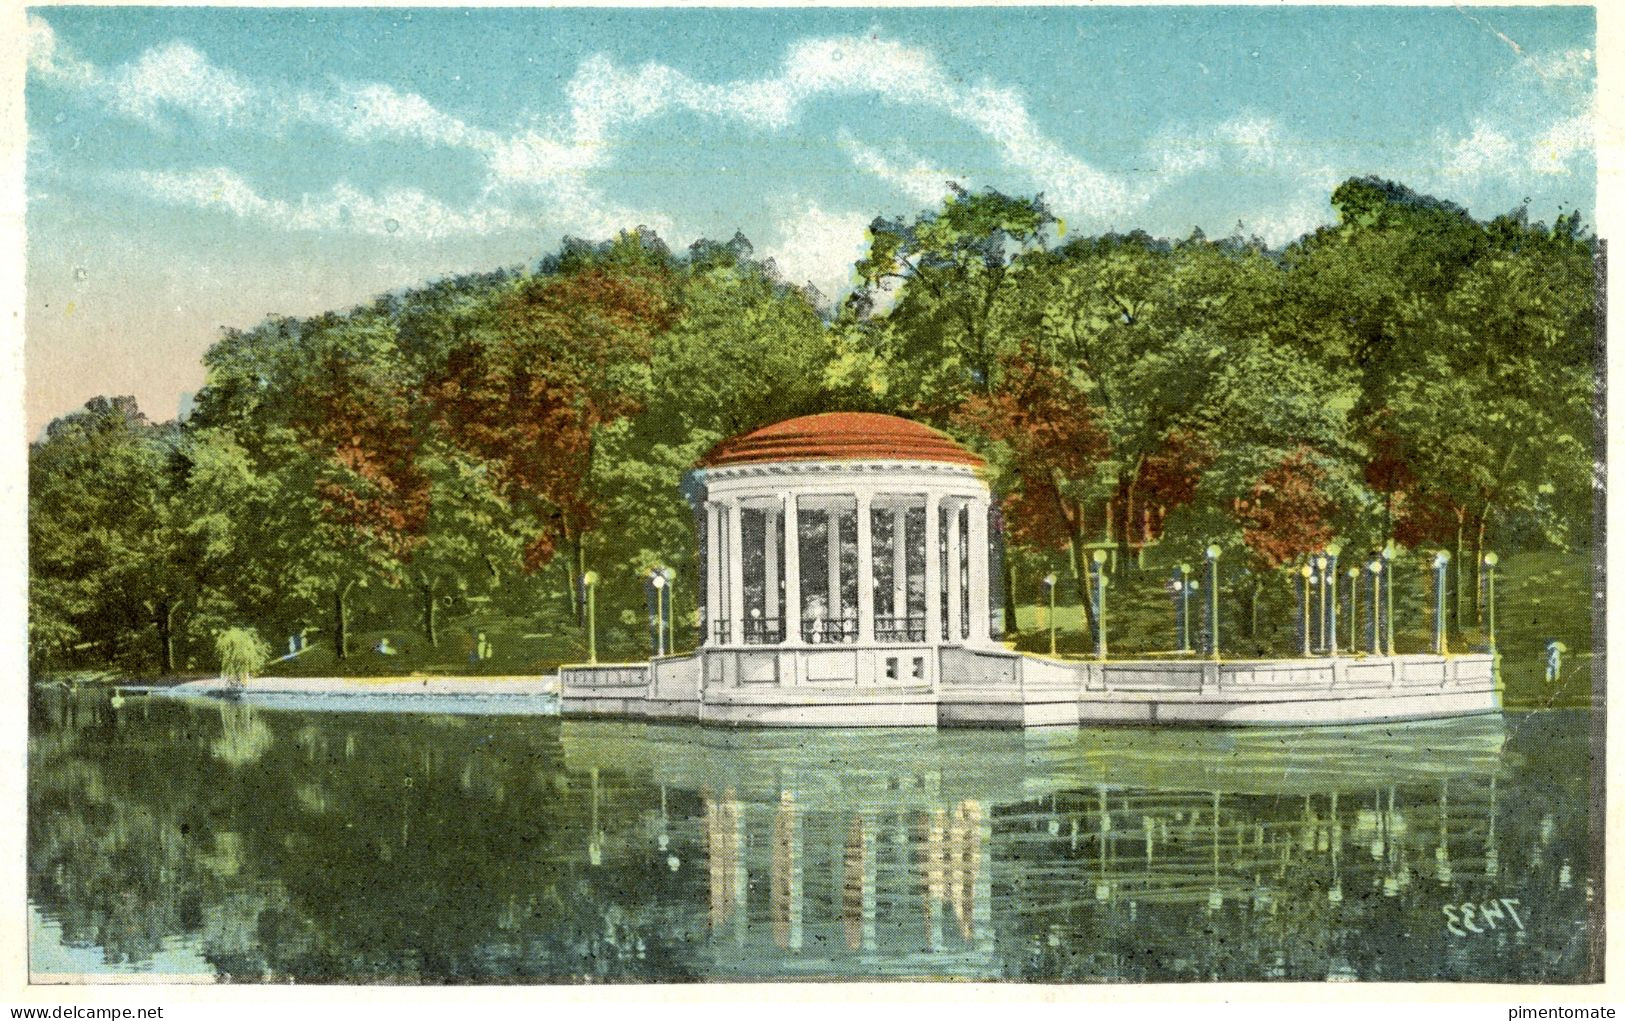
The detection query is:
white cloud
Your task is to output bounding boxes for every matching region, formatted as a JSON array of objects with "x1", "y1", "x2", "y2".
[
  {"x1": 1151, "y1": 113, "x2": 1302, "y2": 175},
  {"x1": 137, "y1": 167, "x2": 523, "y2": 240},
  {"x1": 768, "y1": 201, "x2": 872, "y2": 298},
  {"x1": 545, "y1": 175, "x2": 680, "y2": 244},
  {"x1": 483, "y1": 124, "x2": 604, "y2": 187},
  {"x1": 1442, "y1": 111, "x2": 1591, "y2": 182},
  {"x1": 28, "y1": 15, "x2": 653, "y2": 240},
  {"x1": 30, "y1": 16, "x2": 496, "y2": 154},
  {"x1": 1438, "y1": 46, "x2": 1595, "y2": 185},
  {"x1": 1139, "y1": 110, "x2": 1337, "y2": 246},
  {"x1": 783, "y1": 36, "x2": 937, "y2": 100},
  {"x1": 1531, "y1": 113, "x2": 1592, "y2": 176},
  {"x1": 548, "y1": 35, "x2": 1139, "y2": 215},
  {"x1": 141, "y1": 166, "x2": 275, "y2": 220},
  {"x1": 1234, "y1": 193, "x2": 1334, "y2": 248},
  {"x1": 1524, "y1": 47, "x2": 1594, "y2": 94},
  {"x1": 1218, "y1": 114, "x2": 1282, "y2": 165},
  {"x1": 30, "y1": 18, "x2": 1327, "y2": 248},
  {"x1": 34, "y1": 13, "x2": 1594, "y2": 263},
  {"x1": 838, "y1": 135, "x2": 959, "y2": 208},
  {"x1": 110, "y1": 42, "x2": 254, "y2": 125},
  {"x1": 27, "y1": 15, "x2": 99, "y2": 88},
  {"x1": 35, "y1": 21, "x2": 1149, "y2": 236},
  {"x1": 315, "y1": 83, "x2": 494, "y2": 150},
  {"x1": 1441, "y1": 121, "x2": 1522, "y2": 180},
  {"x1": 1149, "y1": 130, "x2": 1215, "y2": 177}
]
